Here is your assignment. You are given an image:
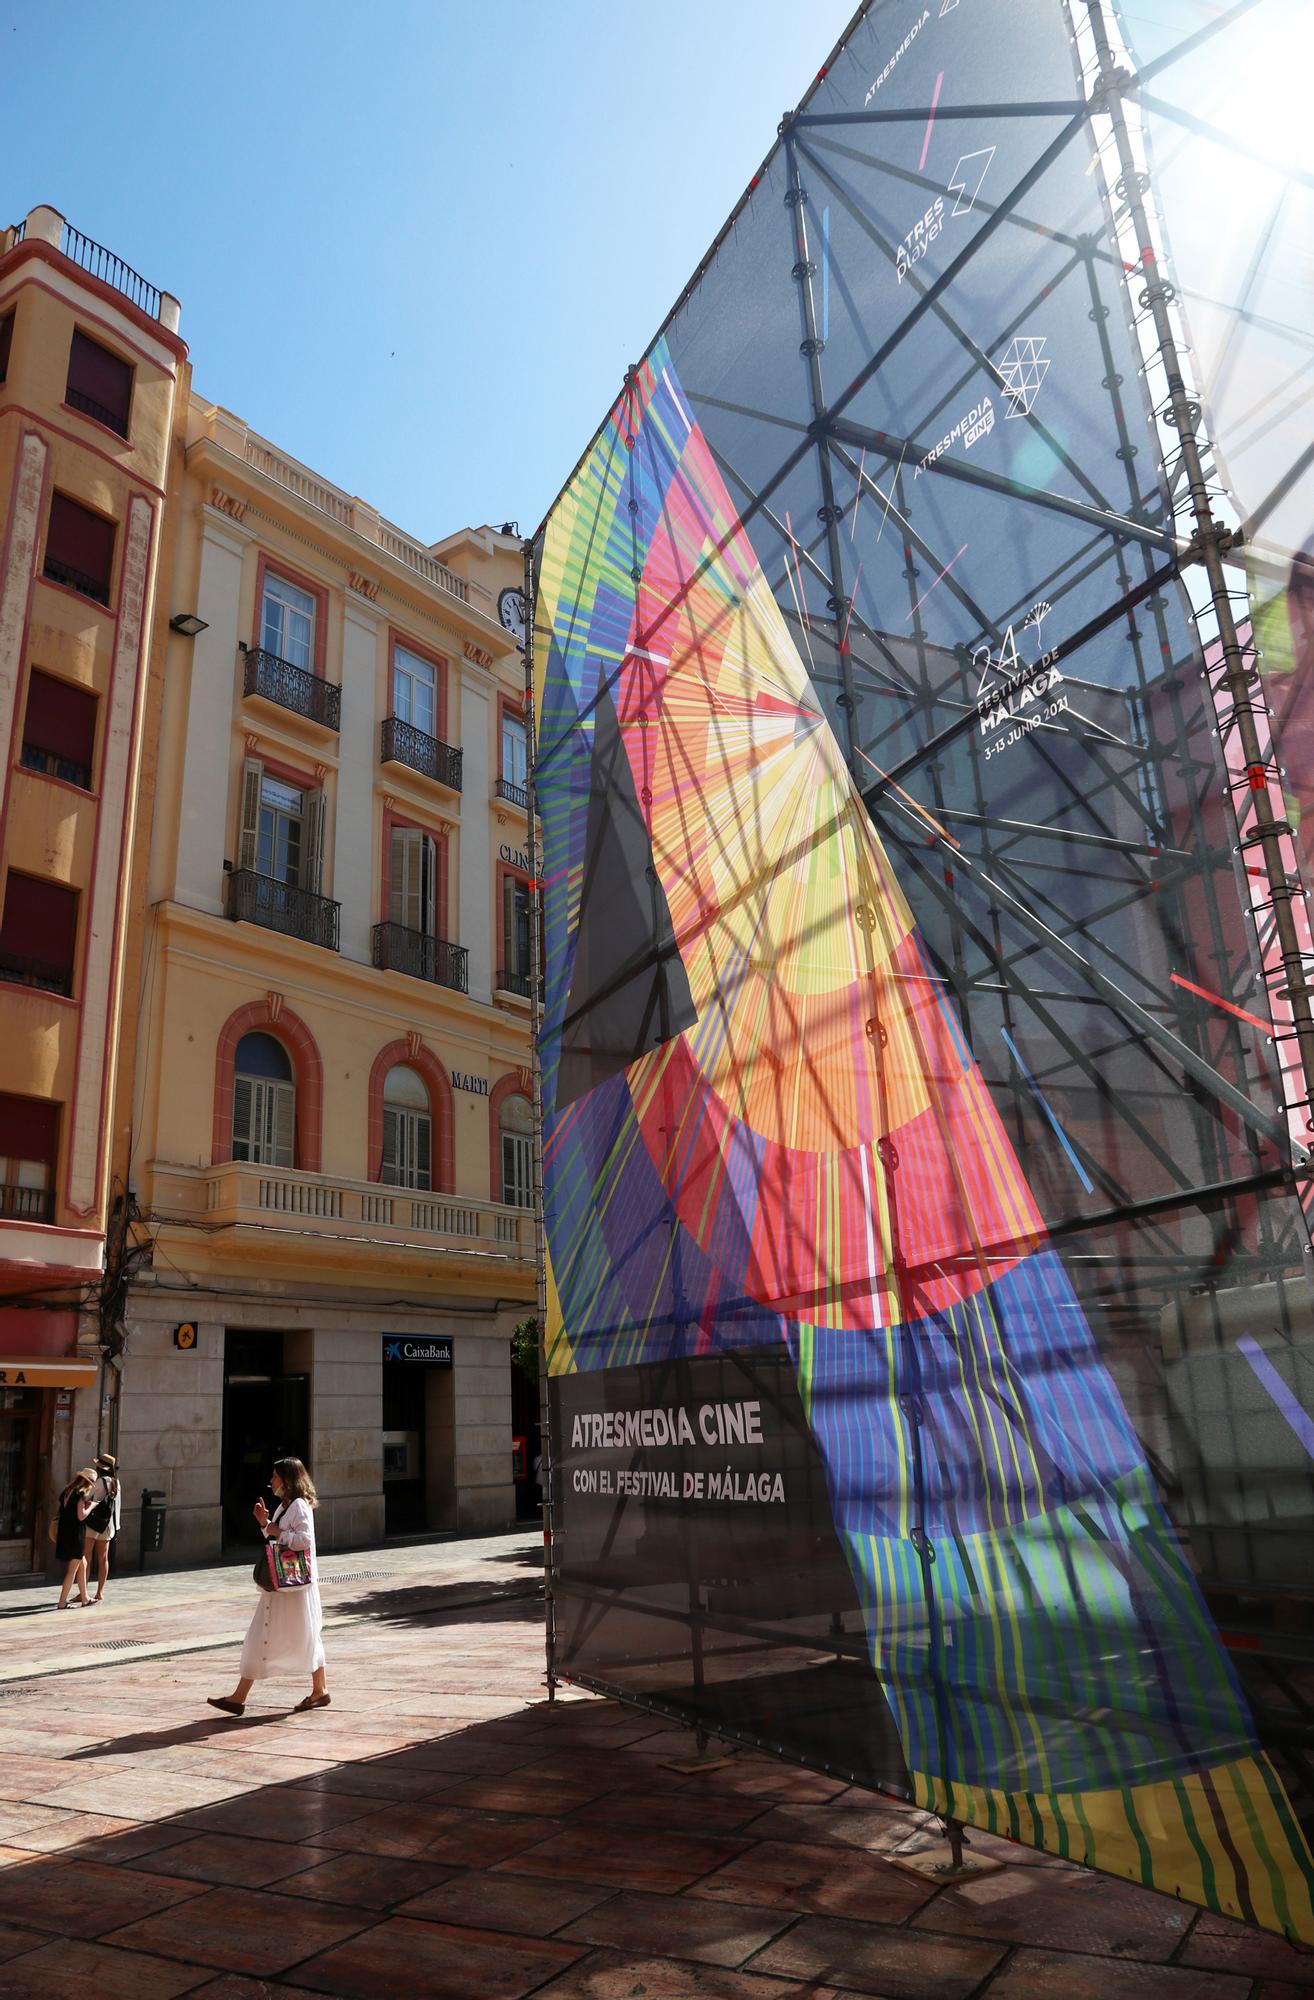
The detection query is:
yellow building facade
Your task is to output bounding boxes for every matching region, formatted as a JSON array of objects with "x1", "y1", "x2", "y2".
[
  {"x1": 0, "y1": 206, "x2": 185, "y2": 1571},
  {"x1": 123, "y1": 399, "x2": 538, "y2": 1562}
]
